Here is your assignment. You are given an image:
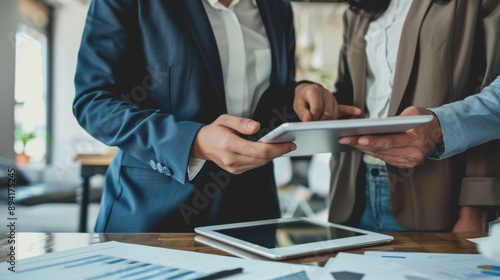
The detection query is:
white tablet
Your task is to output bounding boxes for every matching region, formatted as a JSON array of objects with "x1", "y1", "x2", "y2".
[
  {"x1": 195, "y1": 218, "x2": 393, "y2": 260},
  {"x1": 258, "y1": 115, "x2": 433, "y2": 157}
]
